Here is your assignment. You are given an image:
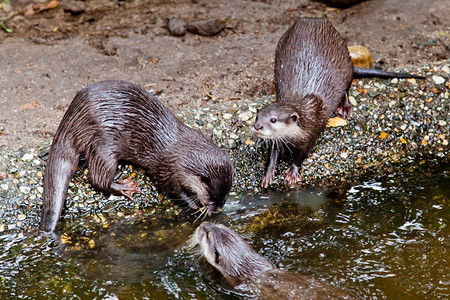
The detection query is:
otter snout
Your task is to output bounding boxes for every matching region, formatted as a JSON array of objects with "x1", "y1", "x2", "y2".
[{"x1": 254, "y1": 123, "x2": 263, "y2": 131}]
